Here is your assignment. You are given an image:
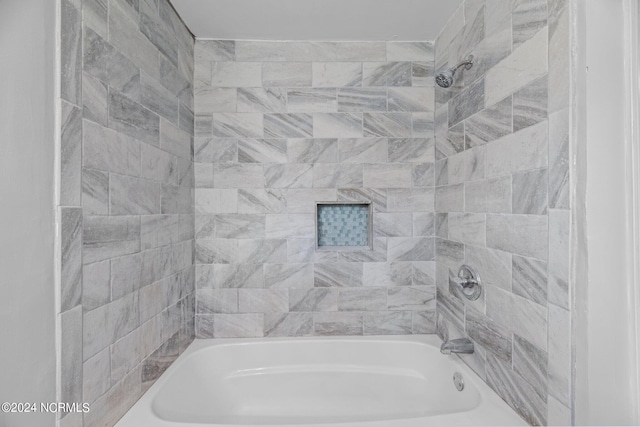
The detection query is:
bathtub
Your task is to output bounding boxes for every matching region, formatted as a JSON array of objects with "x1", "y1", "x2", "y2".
[{"x1": 116, "y1": 335, "x2": 526, "y2": 427}]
